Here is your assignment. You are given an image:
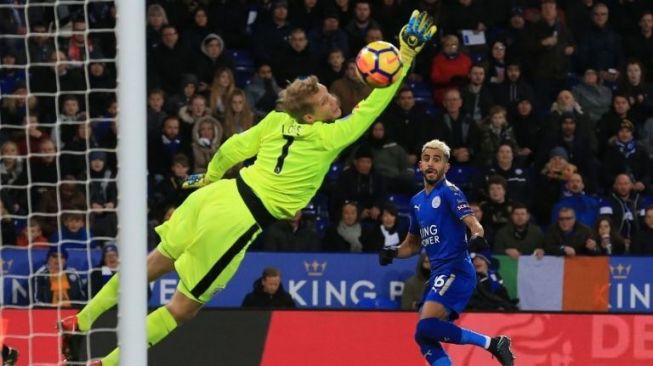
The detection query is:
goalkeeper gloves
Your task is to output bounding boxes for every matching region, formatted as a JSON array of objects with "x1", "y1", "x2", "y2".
[
  {"x1": 399, "y1": 10, "x2": 438, "y2": 65},
  {"x1": 469, "y1": 235, "x2": 489, "y2": 253},
  {"x1": 379, "y1": 247, "x2": 399, "y2": 266},
  {"x1": 182, "y1": 174, "x2": 210, "y2": 189}
]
